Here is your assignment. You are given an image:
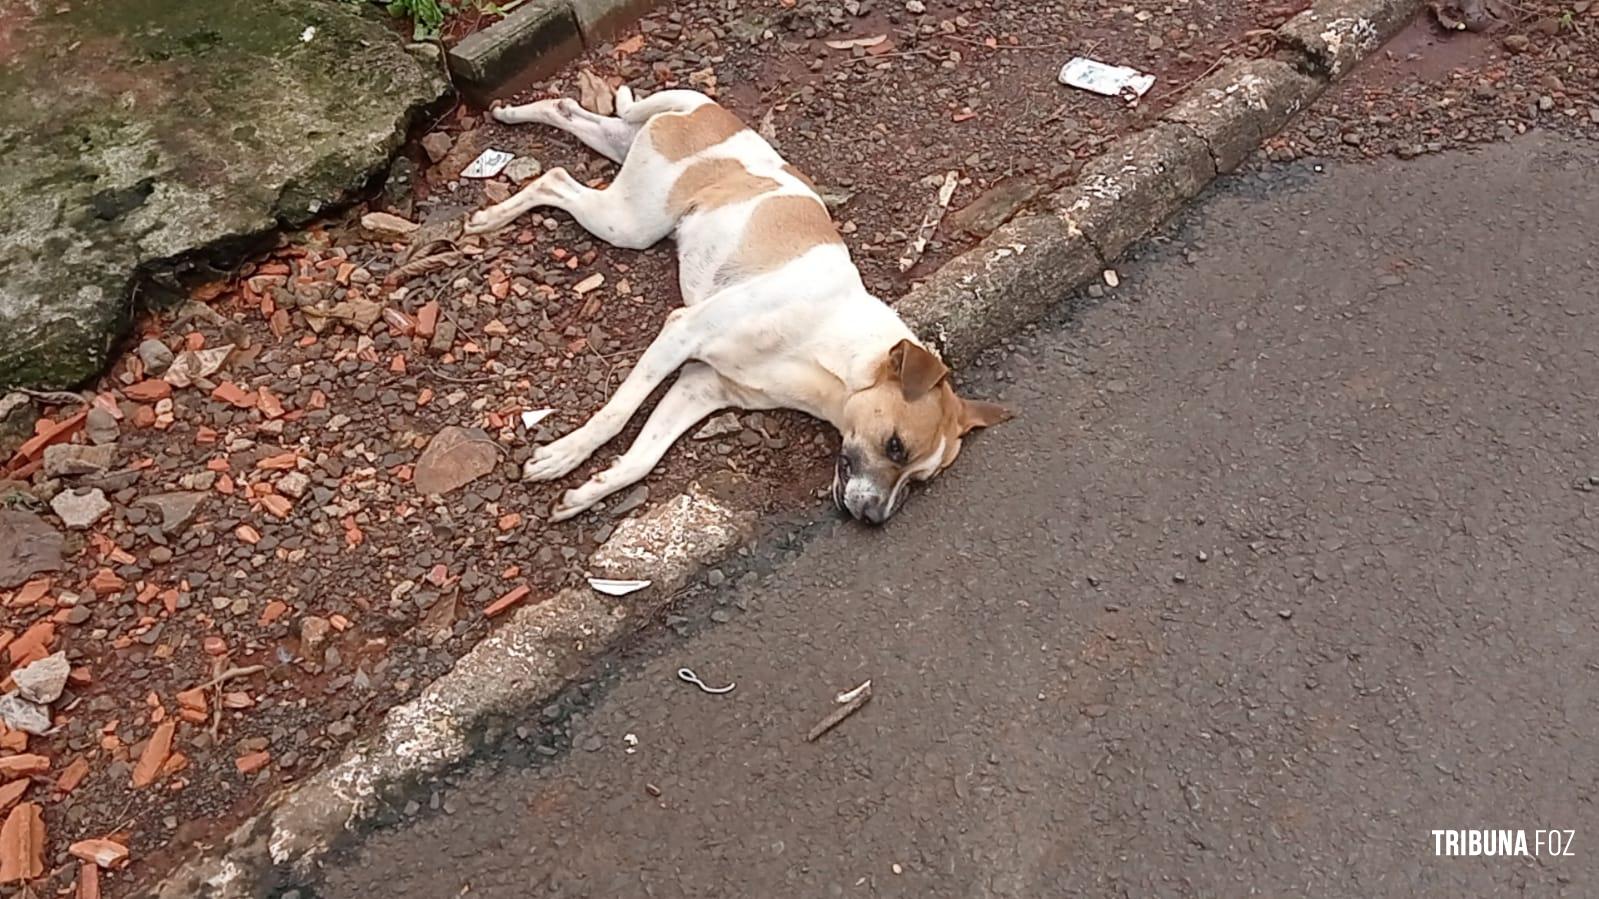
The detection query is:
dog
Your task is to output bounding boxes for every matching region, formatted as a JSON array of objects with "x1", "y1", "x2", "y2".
[{"x1": 464, "y1": 86, "x2": 1007, "y2": 524}]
